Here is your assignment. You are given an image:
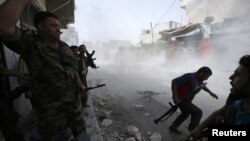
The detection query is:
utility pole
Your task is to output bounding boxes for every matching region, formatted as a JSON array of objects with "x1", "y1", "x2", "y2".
[
  {"x1": 180, "y1": 14, "x2": 183, "y2": 26},
  {"x1": 150, "y1": 22, "x2": 155, "y2": 47}
]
